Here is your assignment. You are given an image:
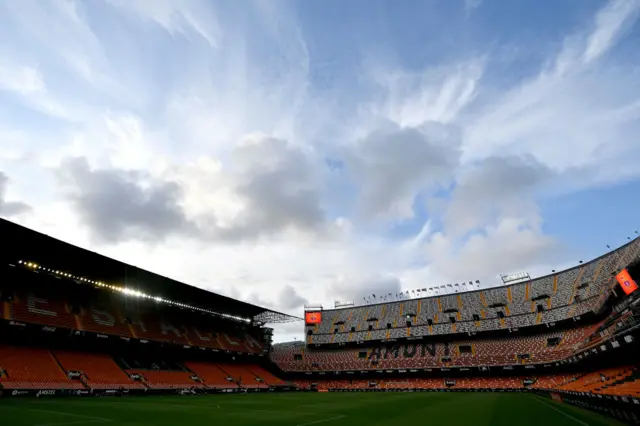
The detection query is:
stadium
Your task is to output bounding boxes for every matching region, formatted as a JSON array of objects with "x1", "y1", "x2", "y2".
[{"x1": 0, "y1": 218, "x2": 638, "y2": 425}]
